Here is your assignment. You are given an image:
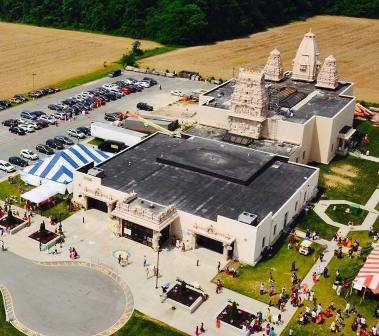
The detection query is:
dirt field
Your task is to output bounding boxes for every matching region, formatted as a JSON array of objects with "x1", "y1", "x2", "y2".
[
  {"x1": 0, "y1": 22, "x2": 160, "y2": 98},
  {"x1": 142, "y1": 16, "x2": 379, "y2": 102}
]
